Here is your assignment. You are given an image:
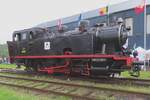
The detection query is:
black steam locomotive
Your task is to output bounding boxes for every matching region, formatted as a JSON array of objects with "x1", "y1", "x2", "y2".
[{"x1": 7, "y1": 19, "x2": 138, "y2": 76}]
